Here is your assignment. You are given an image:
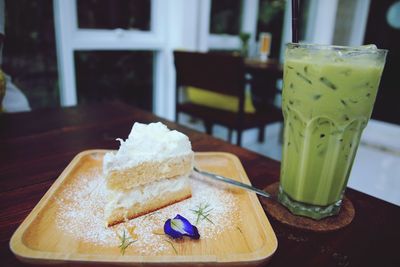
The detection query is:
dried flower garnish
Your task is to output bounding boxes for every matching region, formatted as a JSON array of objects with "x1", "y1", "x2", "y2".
[
  {"x1": 117, "y1": 229, "x2": 137, "y2": 255},
  {"x1": 190, "y1": 203, "x2": 214, "y2": 225},
  {"x1": 127, "y1": 225, "x2": 138, "y2": 240},
  {"x1": 164, "y1": 239, "x2": 178, "y2": 254},
  {"x1": 164, "y1": 214, "x2": 200, "y2": 239},
  {"x1": 152, "y1": 228, "x2": 165, "y2": 235}
]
